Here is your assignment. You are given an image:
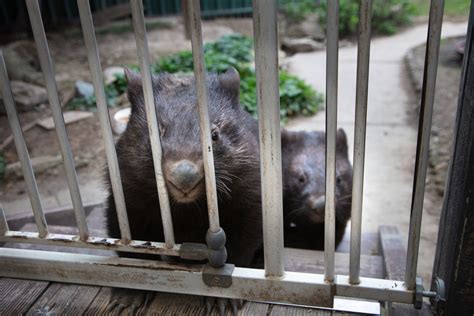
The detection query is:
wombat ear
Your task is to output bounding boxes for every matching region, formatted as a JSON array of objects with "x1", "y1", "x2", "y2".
[
  {"x1": 218, "y1": 67, "x2": 240, "y2": 103},
  {"x1": 336, "y1": 128, "x2": 349, "y2": 156},
  {"x1": 124, "y1": 67, "x2": 144, "y2": 112}
]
